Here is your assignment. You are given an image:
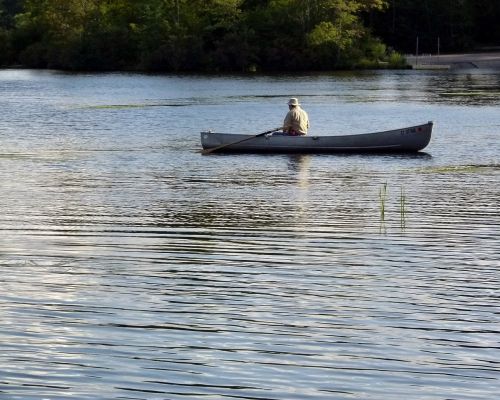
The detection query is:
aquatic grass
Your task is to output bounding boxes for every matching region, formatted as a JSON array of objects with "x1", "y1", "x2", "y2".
[
  {"x1": 378, "y1": 183, "x2": 408, "y2": 231},
  {"x1": 416, "y1": 164, "x2": 499, "y2": 174},
  {"x1": 89, "y1": 104, "x2": 148, "y2": 109},
  {"x1": 379, "y1": 182, "x2": 388, "y2": 222},
  {"x1": 82, "y1": 103, "x2": 189, "y2": 109},
  {"x1": 439, "y1": 91, "x2": 500, "y2": 97},
  {"x1": 400, "y1": 186, "x2": 407, "y2": 229}
]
